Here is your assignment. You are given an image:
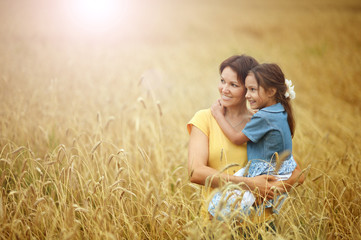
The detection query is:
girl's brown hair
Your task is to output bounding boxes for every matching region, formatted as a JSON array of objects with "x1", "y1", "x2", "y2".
[
  {"x1": 220, "y1": 55, "x2": 259, "y2": 85},
  {"x1": 250, "y1": 63, "x2": 295, "y2": 137}
]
